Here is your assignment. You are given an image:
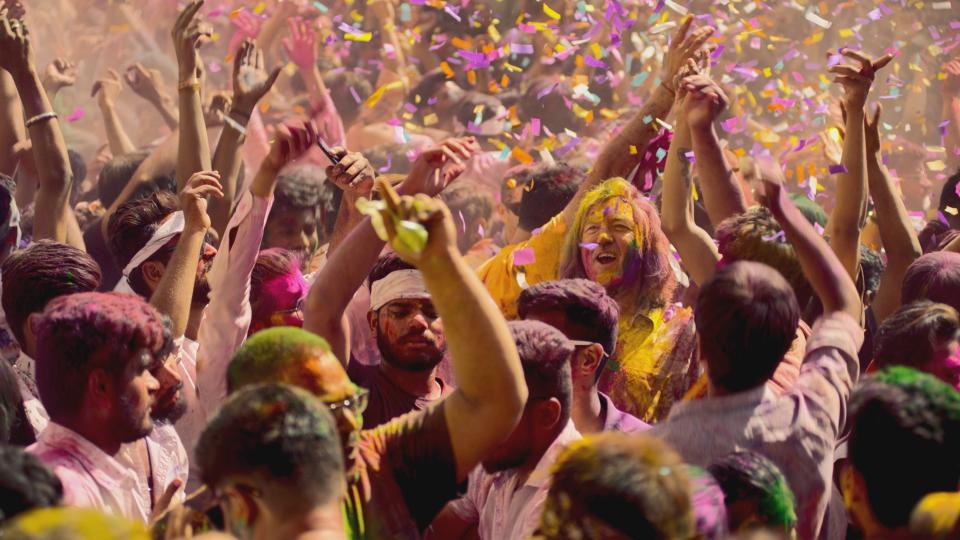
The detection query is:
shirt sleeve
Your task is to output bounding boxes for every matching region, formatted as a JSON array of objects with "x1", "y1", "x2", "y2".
[
  {"x1": 477, "y1": 214, "x2": 568, "y2": 319},
  {"x1": 371, "y1": 404, "x2": 462, "y2": 530},
  {"x1": 195, "y1": 191, "x2": 274, "y2": 416},
  {"x1": 795, "y1": 312, "x2": 865, "y2": 438}
]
